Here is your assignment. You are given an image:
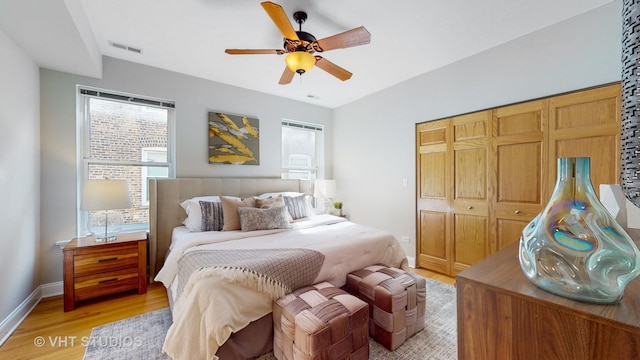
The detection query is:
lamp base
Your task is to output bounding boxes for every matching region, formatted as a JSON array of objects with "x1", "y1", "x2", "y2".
[
  {"x1": 87, "y1": 210, "x2": 123, "y2": 242},
  {"x1": 94, "y1": 234, "x2": 118, "y2": 242}
]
